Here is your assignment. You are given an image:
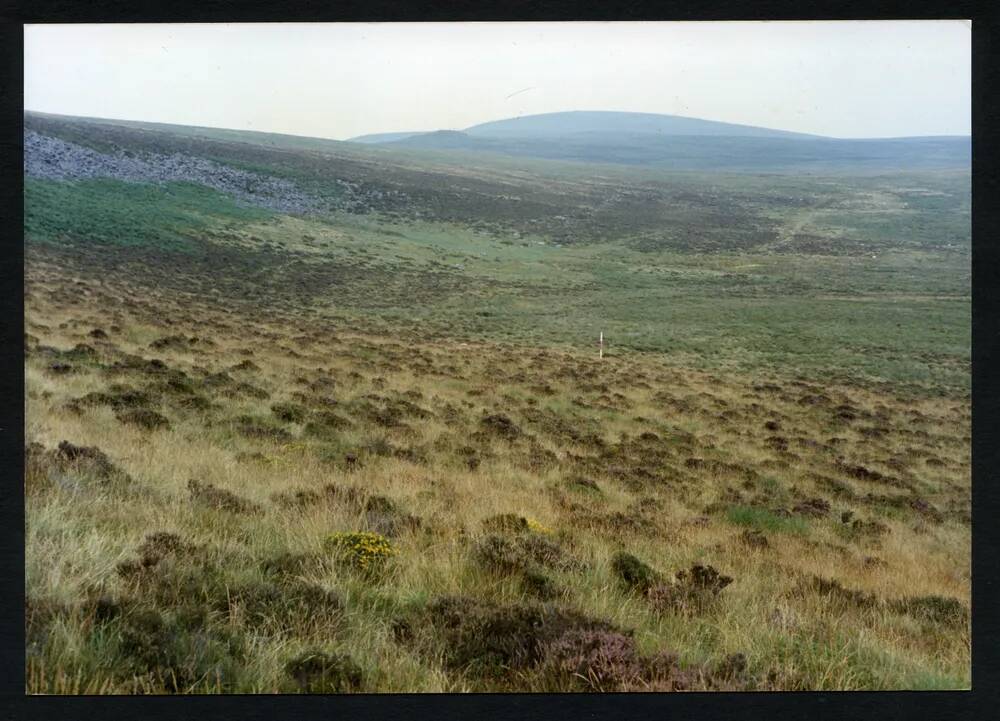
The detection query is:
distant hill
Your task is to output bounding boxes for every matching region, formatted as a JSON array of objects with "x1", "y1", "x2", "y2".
[
  {"x1": 352, "y1": 110, "x2": 969, "y2": 171},
  {"x1": 462, "y1": 110, "x2": 822, "y2": 139},
  {"x1": 349, "y1": 131, "x2": 429, "y2": 144},
  {"x1": 381, "y1": 128, "x2": 969, "y2": 172}
]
